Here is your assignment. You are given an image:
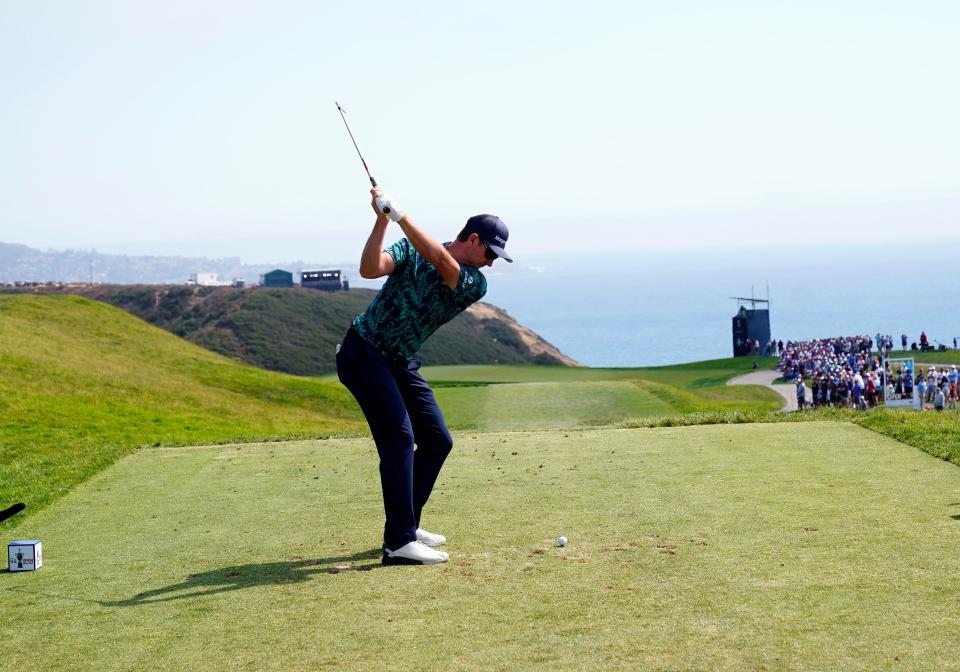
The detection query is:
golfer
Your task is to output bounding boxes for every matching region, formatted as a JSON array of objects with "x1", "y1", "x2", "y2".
[{"x1": 337, "y1": 187, "x2": 512, "y2": 565}]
